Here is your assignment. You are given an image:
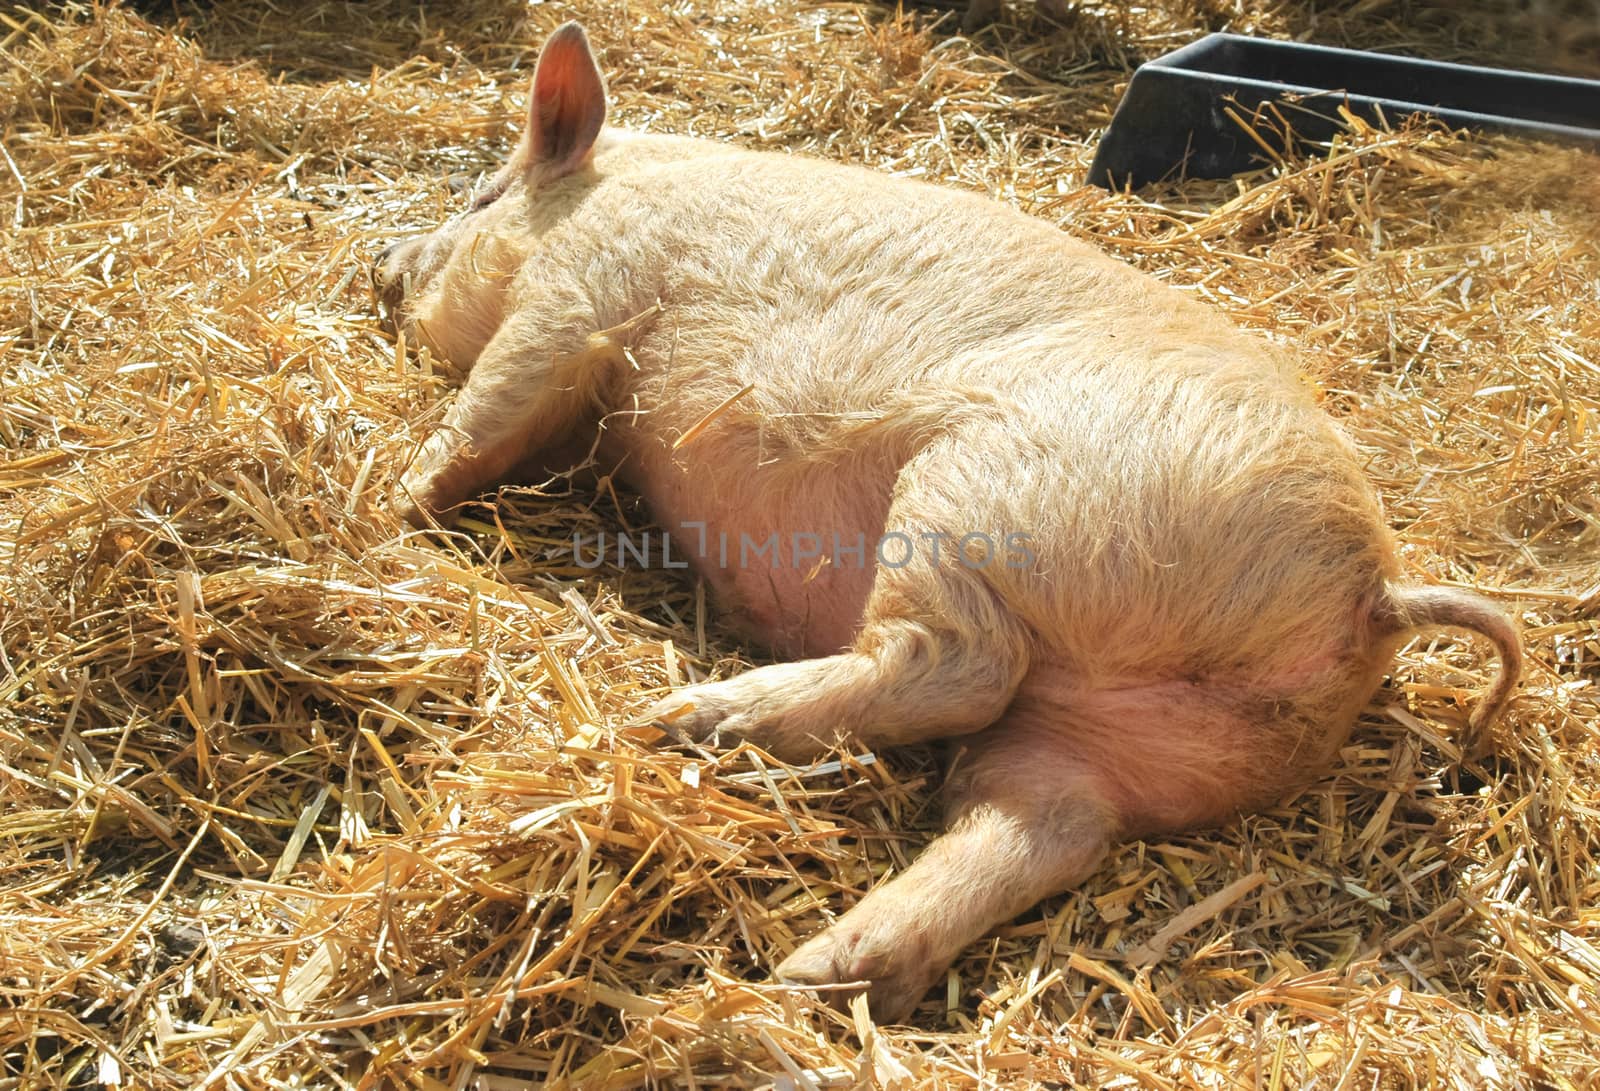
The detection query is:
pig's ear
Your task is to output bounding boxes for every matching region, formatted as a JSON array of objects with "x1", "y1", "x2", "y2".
[{"x1": 526, "y1": 22, "x2": 606, "y2": 178}]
